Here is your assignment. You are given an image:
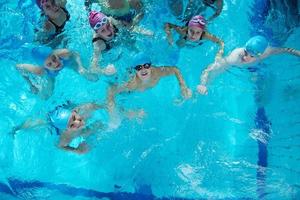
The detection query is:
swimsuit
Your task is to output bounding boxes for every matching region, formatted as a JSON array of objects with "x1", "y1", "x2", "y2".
[
  {"x1": 92, "y1": 25, "x2": 119, "y2": 51},
  {"x1": 47, "y1": 7, "x2": 70, "y2": 35}
]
